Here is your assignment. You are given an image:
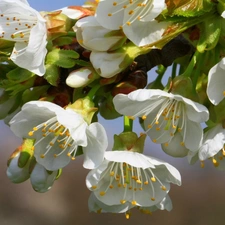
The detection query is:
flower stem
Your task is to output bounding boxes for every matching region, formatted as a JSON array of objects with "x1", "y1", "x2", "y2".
[
  {"x1": 123, "y1": 116, "x2": 133, "y2": 132},
  {"x1": 171, "y1": 63, "x2": 177, "y2": 79},
  {"x1": 86, "y1": 83, "x2": 101, "y2": 100}
]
